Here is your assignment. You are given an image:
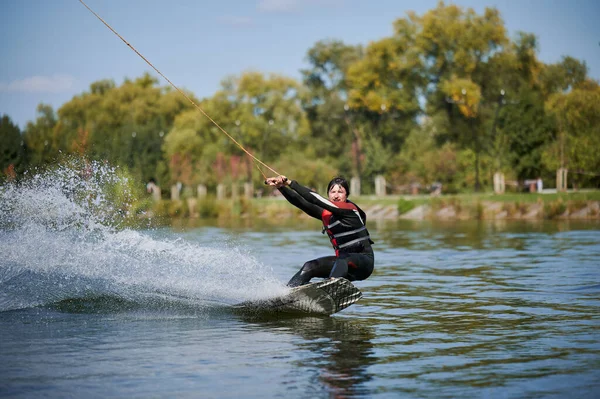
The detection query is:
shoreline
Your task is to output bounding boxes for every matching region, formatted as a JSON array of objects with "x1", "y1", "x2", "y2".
[{"x1": 144, "y1": 192, "x2": 600, "y2": 221}]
